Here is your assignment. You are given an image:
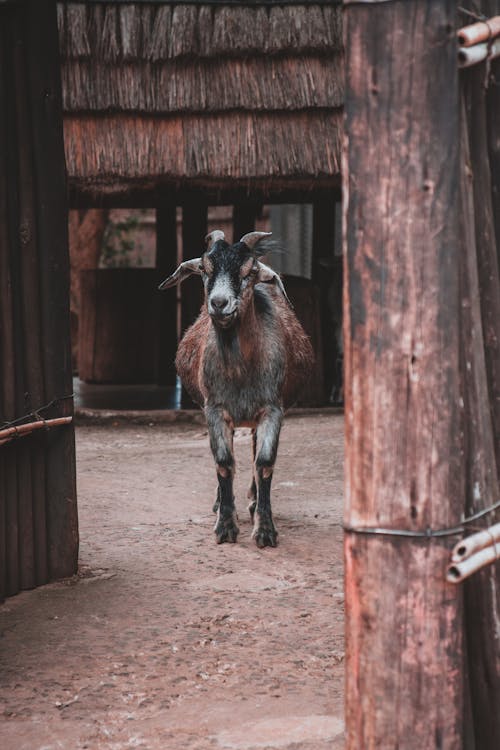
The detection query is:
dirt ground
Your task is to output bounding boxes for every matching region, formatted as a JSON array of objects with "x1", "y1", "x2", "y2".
[{"x1": 0, "y1": 413, "x2": 345, "y2": 750}]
